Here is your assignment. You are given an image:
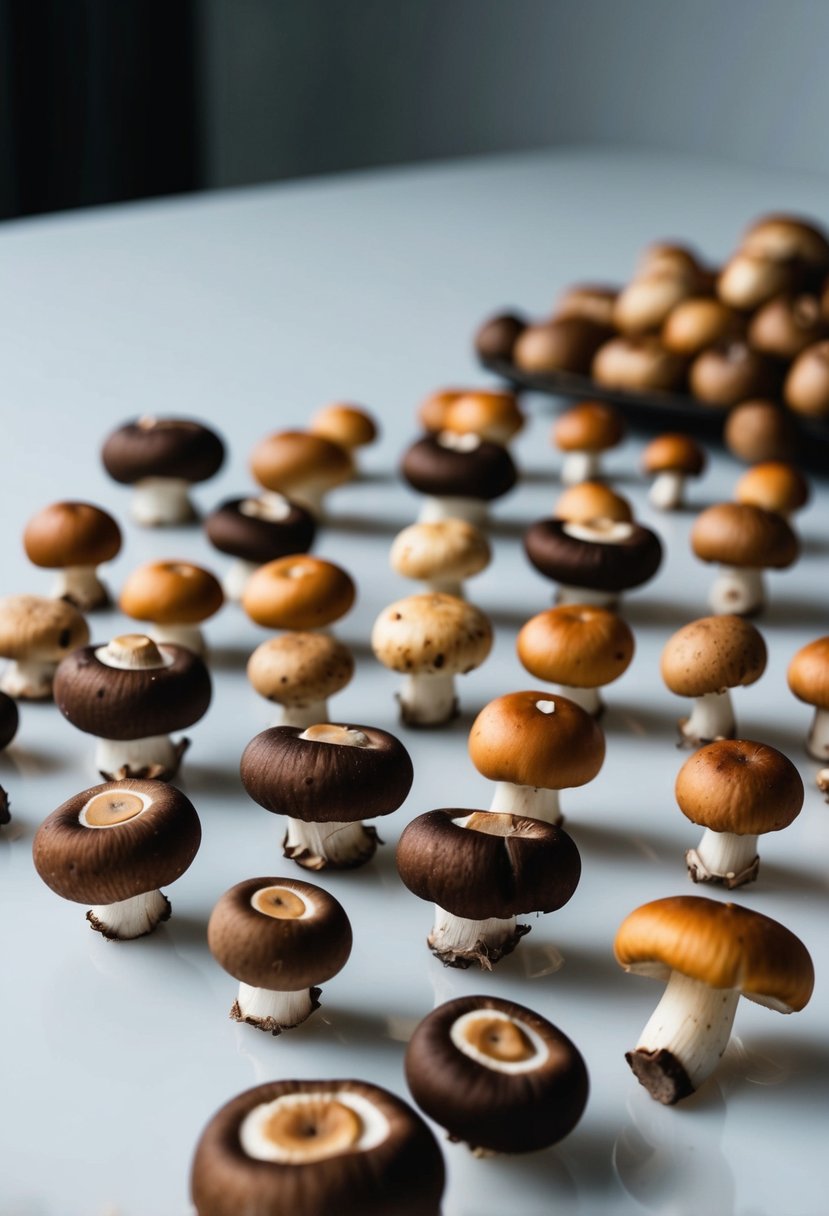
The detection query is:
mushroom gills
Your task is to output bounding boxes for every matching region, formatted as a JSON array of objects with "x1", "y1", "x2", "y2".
[
  {"x1": 489, "y1": 781, "x2": 562, "y2": 826},
  {"x1": 131, "y1": 477, "x2": 195, "y2": 525},
  {"x1": 0, "y1": 658, "x2": 58, "y2": 700},
  {"x1": 399, "y1": 672, "x2": 458, "y2": 727},
  {"x1": 283, "y1": 817, "x2": 379, "y2": 870},
  {"x1": 553, "y1": 683, "x2": 602, "y2": 717},
  {"x1": 679, "y1": 690, "x2": 735, "y2": 747},
  {"x1": 95, "y1": 734, "x2": 187, "y2": 781},
  {"x1": 561, "y1": 450, "x2": 601, "y2": 486},
  {"x1": 231, "y1": 982, "x2": 320, "y2": 1034},
  {"x1": 428, "y1": 906, "x2": 530, "y2": 970},
  {"x1": 686, "y1": 828, "x2": 760, "y2": 889},
  {"x1": 87, "y1": 888, "x2": 171, "y2": 940},
  {"x1": 806, "y1": 707, "x2": 829, "y2": 761},
  {"x1": 222, "y1": 557, "x2": 260, "y2": 602},
  {"x1": 648, "y1": 470, "x2": 688, "y2": 511},
  {"x1": 149, "y1": 622, "x2": 206, "y2": 655},
  {"x1": 418, "y1": 496, "x2": 488, "y2": 527},
  {"x1": 708, "y1": 565, "x2": 765, "y2": 615},
  {"x1": 52, "y1": 565, "x2": 109, "y2": 610}
]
